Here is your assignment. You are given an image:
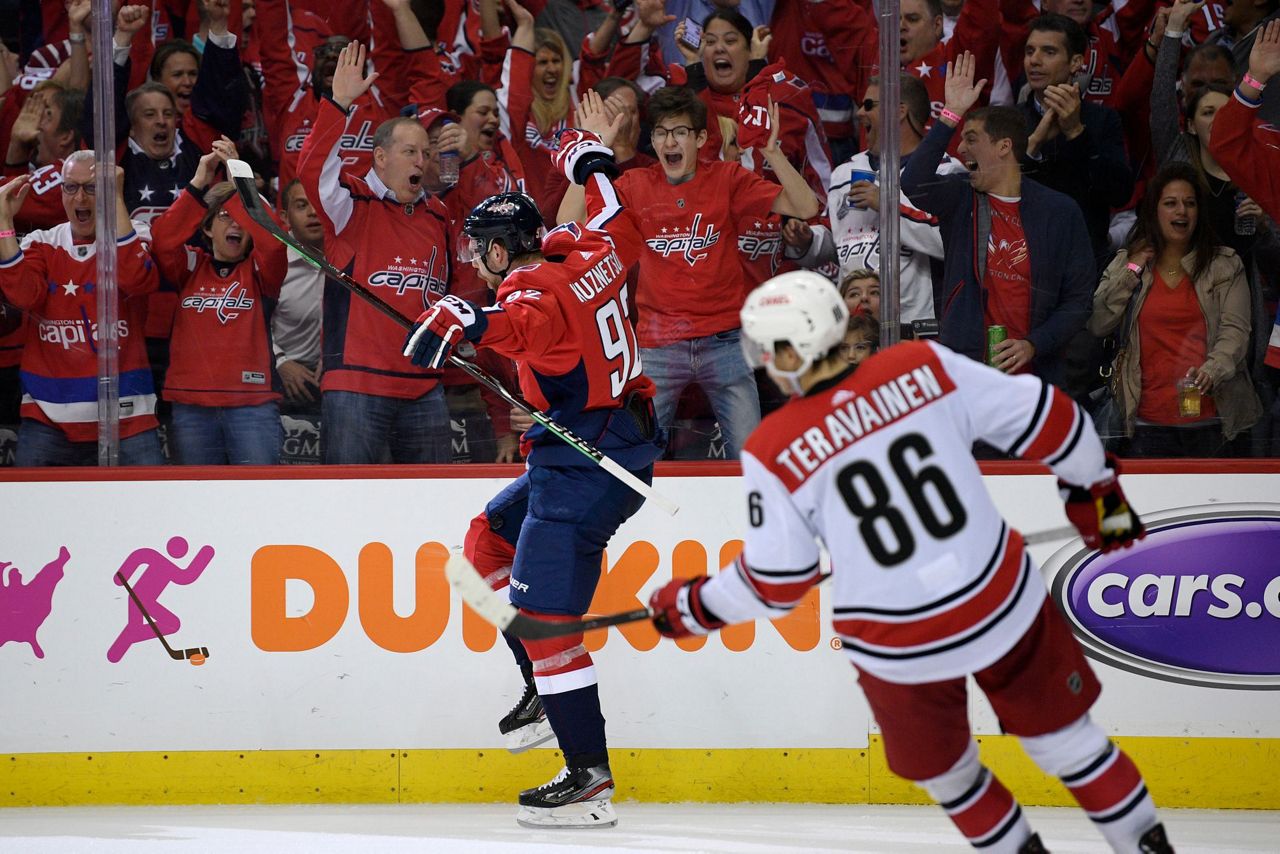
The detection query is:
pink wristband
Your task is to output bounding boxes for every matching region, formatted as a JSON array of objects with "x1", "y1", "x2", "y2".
[
  {"x1": 0, "y1": 229, "x2": 15, "y2": 240},
  {"x1": 940, "y1": 108, "x2": 964, "y2": 125},
  {"x1": 1125, "y1": 261, "x2": 1143, "y2": 275},
  {"x1": 1242, "y1": 72, "x2": 1267, "y2": 92}
]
